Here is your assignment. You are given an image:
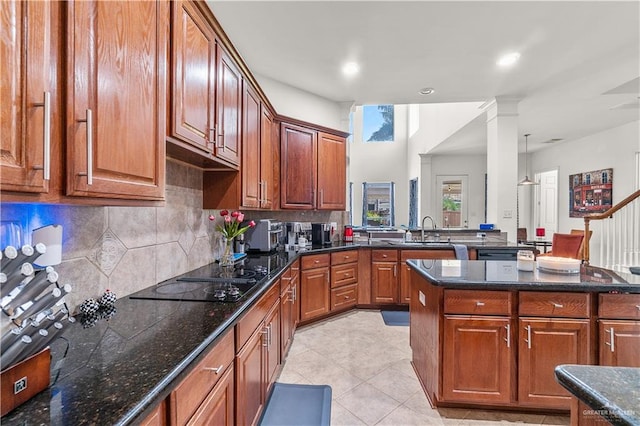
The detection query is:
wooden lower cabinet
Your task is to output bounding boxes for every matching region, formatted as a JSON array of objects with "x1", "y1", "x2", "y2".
[
  {"x1": 300, "y1": 256, "x2": 330, "y2": 322},
  {"x1": 140, "y1": 400, "x2": 166, "y2": 426},
  {"x1": 235, "y1": 297, "x2": 280, "y2": 426},
  {"x1": 372, "y1": 250, "x2": 399, "y2": 304},
  {"x1": 280, "y1": 262, "x2": 300, "y2": 359},
  {"x1": 442, "y1": 316, "x2": 514, "y2": 404},
  {"x1": 518, "y1": 318, "x2": 592, "y2": 409},
  {"x1": 187, "y1": 366, "x2": 234, "y2": 426},
  {"x1": 599, "y1": 320, "x2": 640, "y2": 367},
  {"x1": 169, "y1": 330, "x2": 234, "y2": 425}
]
